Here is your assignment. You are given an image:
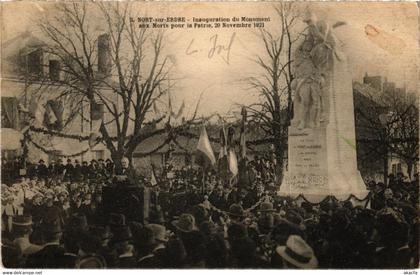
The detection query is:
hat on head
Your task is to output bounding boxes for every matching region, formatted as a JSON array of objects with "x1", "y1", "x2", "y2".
[
  {"x1": 109, "y1": 213, "x2": 126, "y2": 227},
  {"x1": 278, "y1": 210, "x2": 305, "y2": 231},
  {"x1": 229, "y1": 204, "x2": 245, "y2": 217},
  {"x1": 76, "y1": 255, "x2": 106, "y2": 268},
  {"x1": 112, "y1": 225, "x2": 132, "y2": 243},
  {"x1": 93, "y1": 226, "x2": 113, "y2": 241},
  {"x1": 148, "y1": 208, "x2": 165, "y2": 224},
  {"x1": 276, "y1": 235, "x2": 318, "y2": 268},
  {"x1": 146, "y1": 224, "x2": 168, "y2": 242},
  {"x1": 132, "y1": 224, "x2": 155, "y2": 247},
  {"x1": 172, "y1": 213, "x2": 197, "y2": 233},
  {"x1": 69, "y1": 213, "x2": 88, "y2": 231}
]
